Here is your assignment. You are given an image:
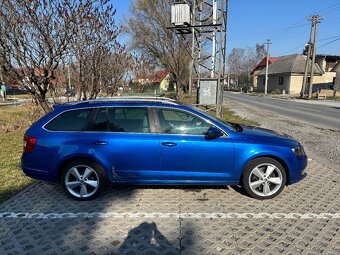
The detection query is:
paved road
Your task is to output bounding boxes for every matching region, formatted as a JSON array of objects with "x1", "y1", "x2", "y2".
[
  {"x1": 0, "y1": 160, "x2": 339, "y2": 254},
  {"x1": 224, "y1": 92, "x2": 340, "y2": 131}
]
